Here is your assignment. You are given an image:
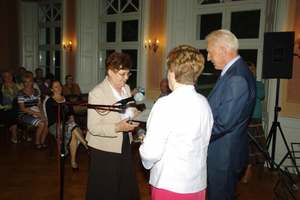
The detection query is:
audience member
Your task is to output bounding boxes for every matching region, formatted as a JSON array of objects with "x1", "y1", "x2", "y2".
[
  {"x1": 39, "y1": 73, "x2": 55, "y2": 94},
  {"x1": 15, "y1": 67, "x2": 26, "y2": 84},
  {"x1": 158, "y1": 78, "x2": 171, "y2": 98},
  {"x1": 20, "y1": 71, "x2": 41, "y2": 95},
  {"x1": 33, "y1": 68, "x2": 46, "y2": 87},
  {"x1": 62, "y1": 75, "x2": 82, "y2": 95},
  {"x1": 139, "y1": 45, "x2": 213, "y2": 200},
  {"x1": 241, "y1": 61, "x2": 267, "y2": 183},
  {"x1": 46, "y1": 80, "x2": 88, "y2": 172},
  {"x1": 85, "y1": 52, "x2": 140, "y2": 200},
  {"x1": 205, "y1": 29, "x2": 256, "y2": 200},
  {"x1": 0, "y1": 70, "x2": 22, "y2": 143},
  {"x1": 18, "y1": 72, "x2": 48, "y2": 150}
]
